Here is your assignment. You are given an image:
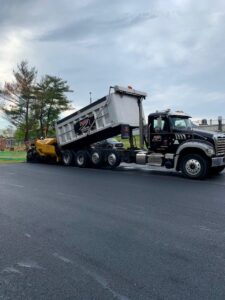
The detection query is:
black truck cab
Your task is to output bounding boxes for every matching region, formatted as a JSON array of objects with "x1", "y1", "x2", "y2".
[
  {"x1": 148, "y1": 111, "x2": 193, "y2": 153},
  {"x1": 140, "y1": 110, "x2": 225, "y2": 179}
]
